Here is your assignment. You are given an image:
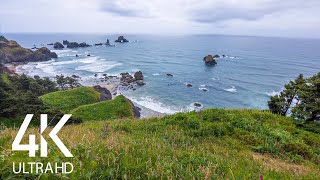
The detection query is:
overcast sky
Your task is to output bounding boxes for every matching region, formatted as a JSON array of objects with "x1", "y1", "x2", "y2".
[{"x1": 0, "y1": 0, "x2": 319, "y2": 38}]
